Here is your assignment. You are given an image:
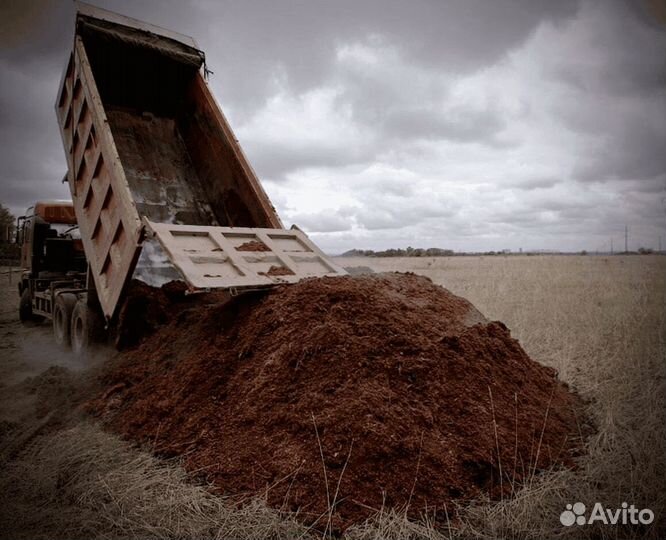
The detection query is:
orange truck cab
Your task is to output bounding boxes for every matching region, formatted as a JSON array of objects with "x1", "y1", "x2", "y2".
[{"x1": 16, "y1": 200, "x2": 88, "y2": 331}]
